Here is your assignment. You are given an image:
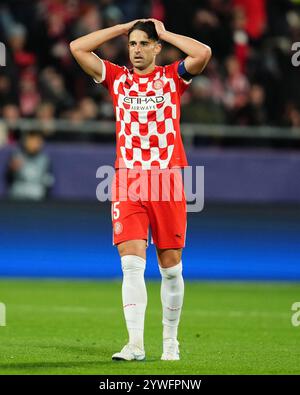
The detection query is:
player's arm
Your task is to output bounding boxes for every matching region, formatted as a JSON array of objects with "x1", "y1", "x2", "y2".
[
  {"x1": 149, "y1": 19, "x2": 212, "y2": 77},
  {"x1": 69, "y1": 20, "x2": 140, "y2": 82}
]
